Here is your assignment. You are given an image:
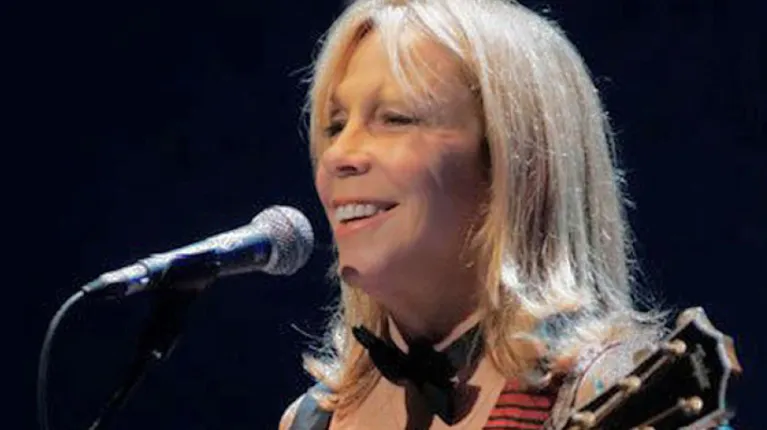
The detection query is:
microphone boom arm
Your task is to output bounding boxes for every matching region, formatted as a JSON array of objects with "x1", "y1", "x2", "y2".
[{"x1": 87, "y1": 251, "x2": 219, "y2": 430}]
